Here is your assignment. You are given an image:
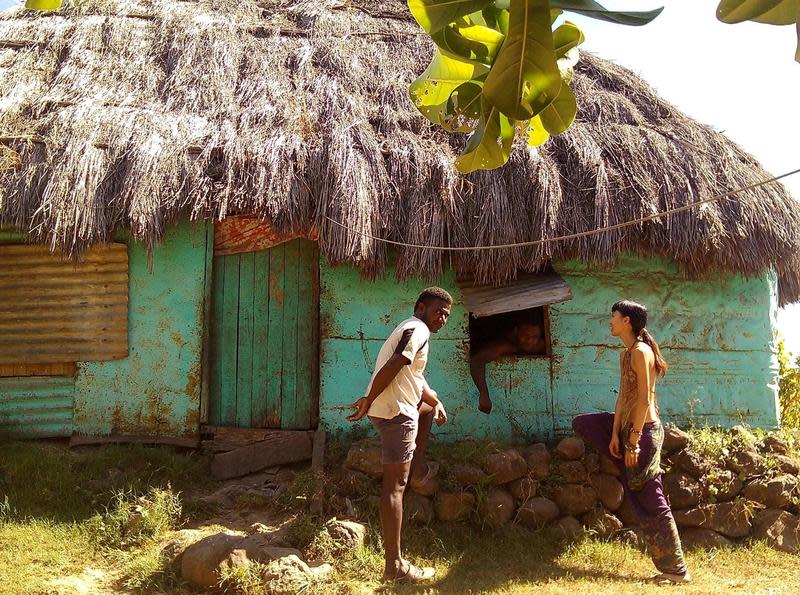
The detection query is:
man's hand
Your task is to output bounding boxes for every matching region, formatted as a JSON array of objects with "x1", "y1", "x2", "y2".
[
  {"x1": 609, "y1": 433, "x2": 621, "y2": 459},
  {"x1": 478, "y1": 391, "x2": 492, "y2": 415},
  {"x1": 346, "y1": 397, "x2": 370, "y2": 422},
  {"x1": 624, "y1": 437, "x2": 640, "y2": 469},
  {"x1": 433, "y1": 401, "x2": 448, "y2": 426}
]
